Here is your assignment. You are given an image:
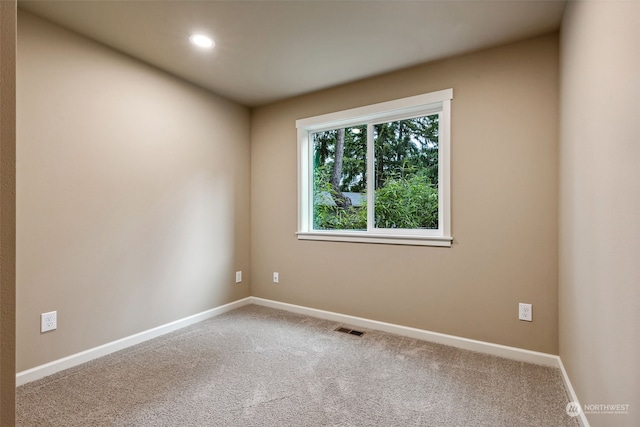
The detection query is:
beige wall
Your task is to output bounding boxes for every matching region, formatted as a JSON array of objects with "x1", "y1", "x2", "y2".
[
  {"x1": 0, "y1": 0, "x2": 17, "y2": 423},
  {"x1": 16, "y1": 11, "x2": 251, "y2": 371},
  {"x1": 251, "y1": 34, "x2": 560, "y2": 354},
  {"x1": 10, "y1": 2, "x2": 639, "y2": 422},
  {"x1": 559, "y1": 2, "x2": 640, "y2": 426}
]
